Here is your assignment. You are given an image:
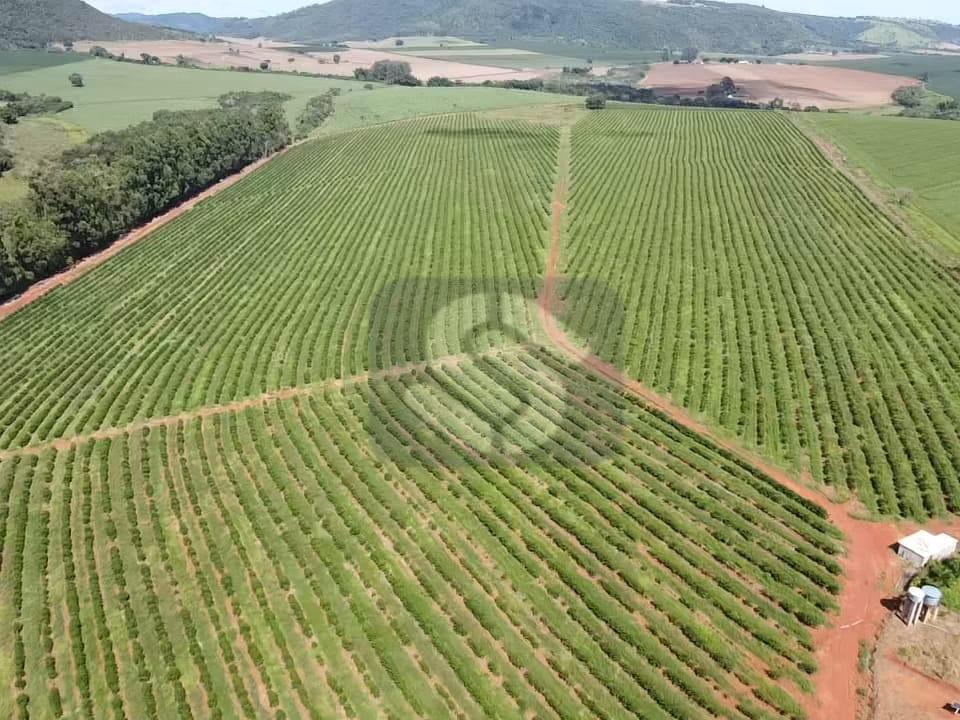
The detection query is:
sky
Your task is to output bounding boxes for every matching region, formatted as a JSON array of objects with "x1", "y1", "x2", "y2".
[{"x1": 90, "y1": 0, "x2": 960, "y2": 23}]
